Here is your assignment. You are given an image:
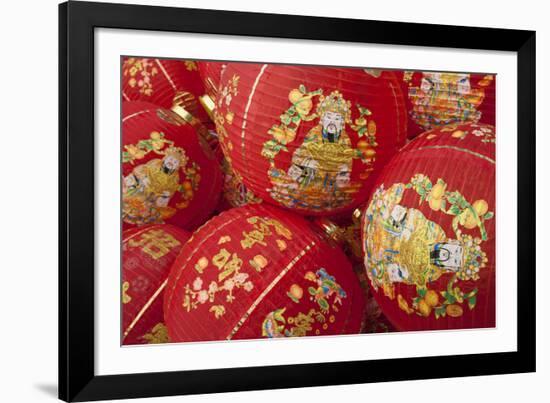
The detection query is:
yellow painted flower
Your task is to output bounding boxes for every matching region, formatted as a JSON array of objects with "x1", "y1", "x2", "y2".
[
  {"x1": 193, "y1": 257, "x2": 208, "y2": 273},
  {"x1": 430, "y1": 182, "x2": 446, "y2": 200},
  {"x1": 428, "y1": 197, "x2": 442, "y2": 211},
  {"x1": 363, "y1": 147, "x2": 376, "y2": 159},
  {"x1": 225, "y1": 111, "x2": 234, "y2": 125},
  {"x1": 270, "y1": 127, "x2": 296, "y2": 145},
  {"x1": 184, "y1": 61, "x2": 198, "y2": 71},
  {"x1": 125, "y1": 144, "x2": 146, "y2": 160},
  {"x1": 383, "y1": 283, "x2": 395, "y2": 300},
  {"x1": 209, "y1": 305, "x2": 226, "y2": 319},
  {"x1": 446, "y1": 304, "x2": 464, "y2": 317},
  {"x1": 459, "y1": 209, "x2": 478, "y2": 229},
  {"x1": 288, "y1": 89, "x2": 303, "y2": 104},
  {"x1": 250, "y1": 255, "x2": 268, "y2": 272},
  {"x1": 218, "y1": 236, "x2": 231, "y2": 245},
  {"x1": 417, "y1": 299, "x2": 432, "y2": 317},
  {"x1": 142, "y1": 323, "x2": 170, "y2": 344},
  {"x1": 122, "y1": 281, "x2": 131, "y2": 304},
  {"x1": 125, "y1": 197, "x2": 146, "y2": 212},
  {"x1": 473, "y1": 199, "x2": 489, "y2": 216},
  {"x1": 451, "y1": 130, "x2": 467, "y2": 139},
  {"x1": 356, "y1": 140, "x2": 369, "y2": 151},
  {"x1": 276, "y1": 239, "x2": 287, "y2": 251},
  {"x1": 425, "y1": 290, "x2": 439, "y2": 307},
  {"x1": 287, "y1": 284, "x2": 303, "y2": 302},
  {"x1": 465, "y1": 89, "x2": 484, "y2": 107},
  {"x1": 367, "y1": 120, "x2": 377, "y2": 136},
  {"x1": 295, "y1": 97, "x2": 313, "y2": 117}
]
